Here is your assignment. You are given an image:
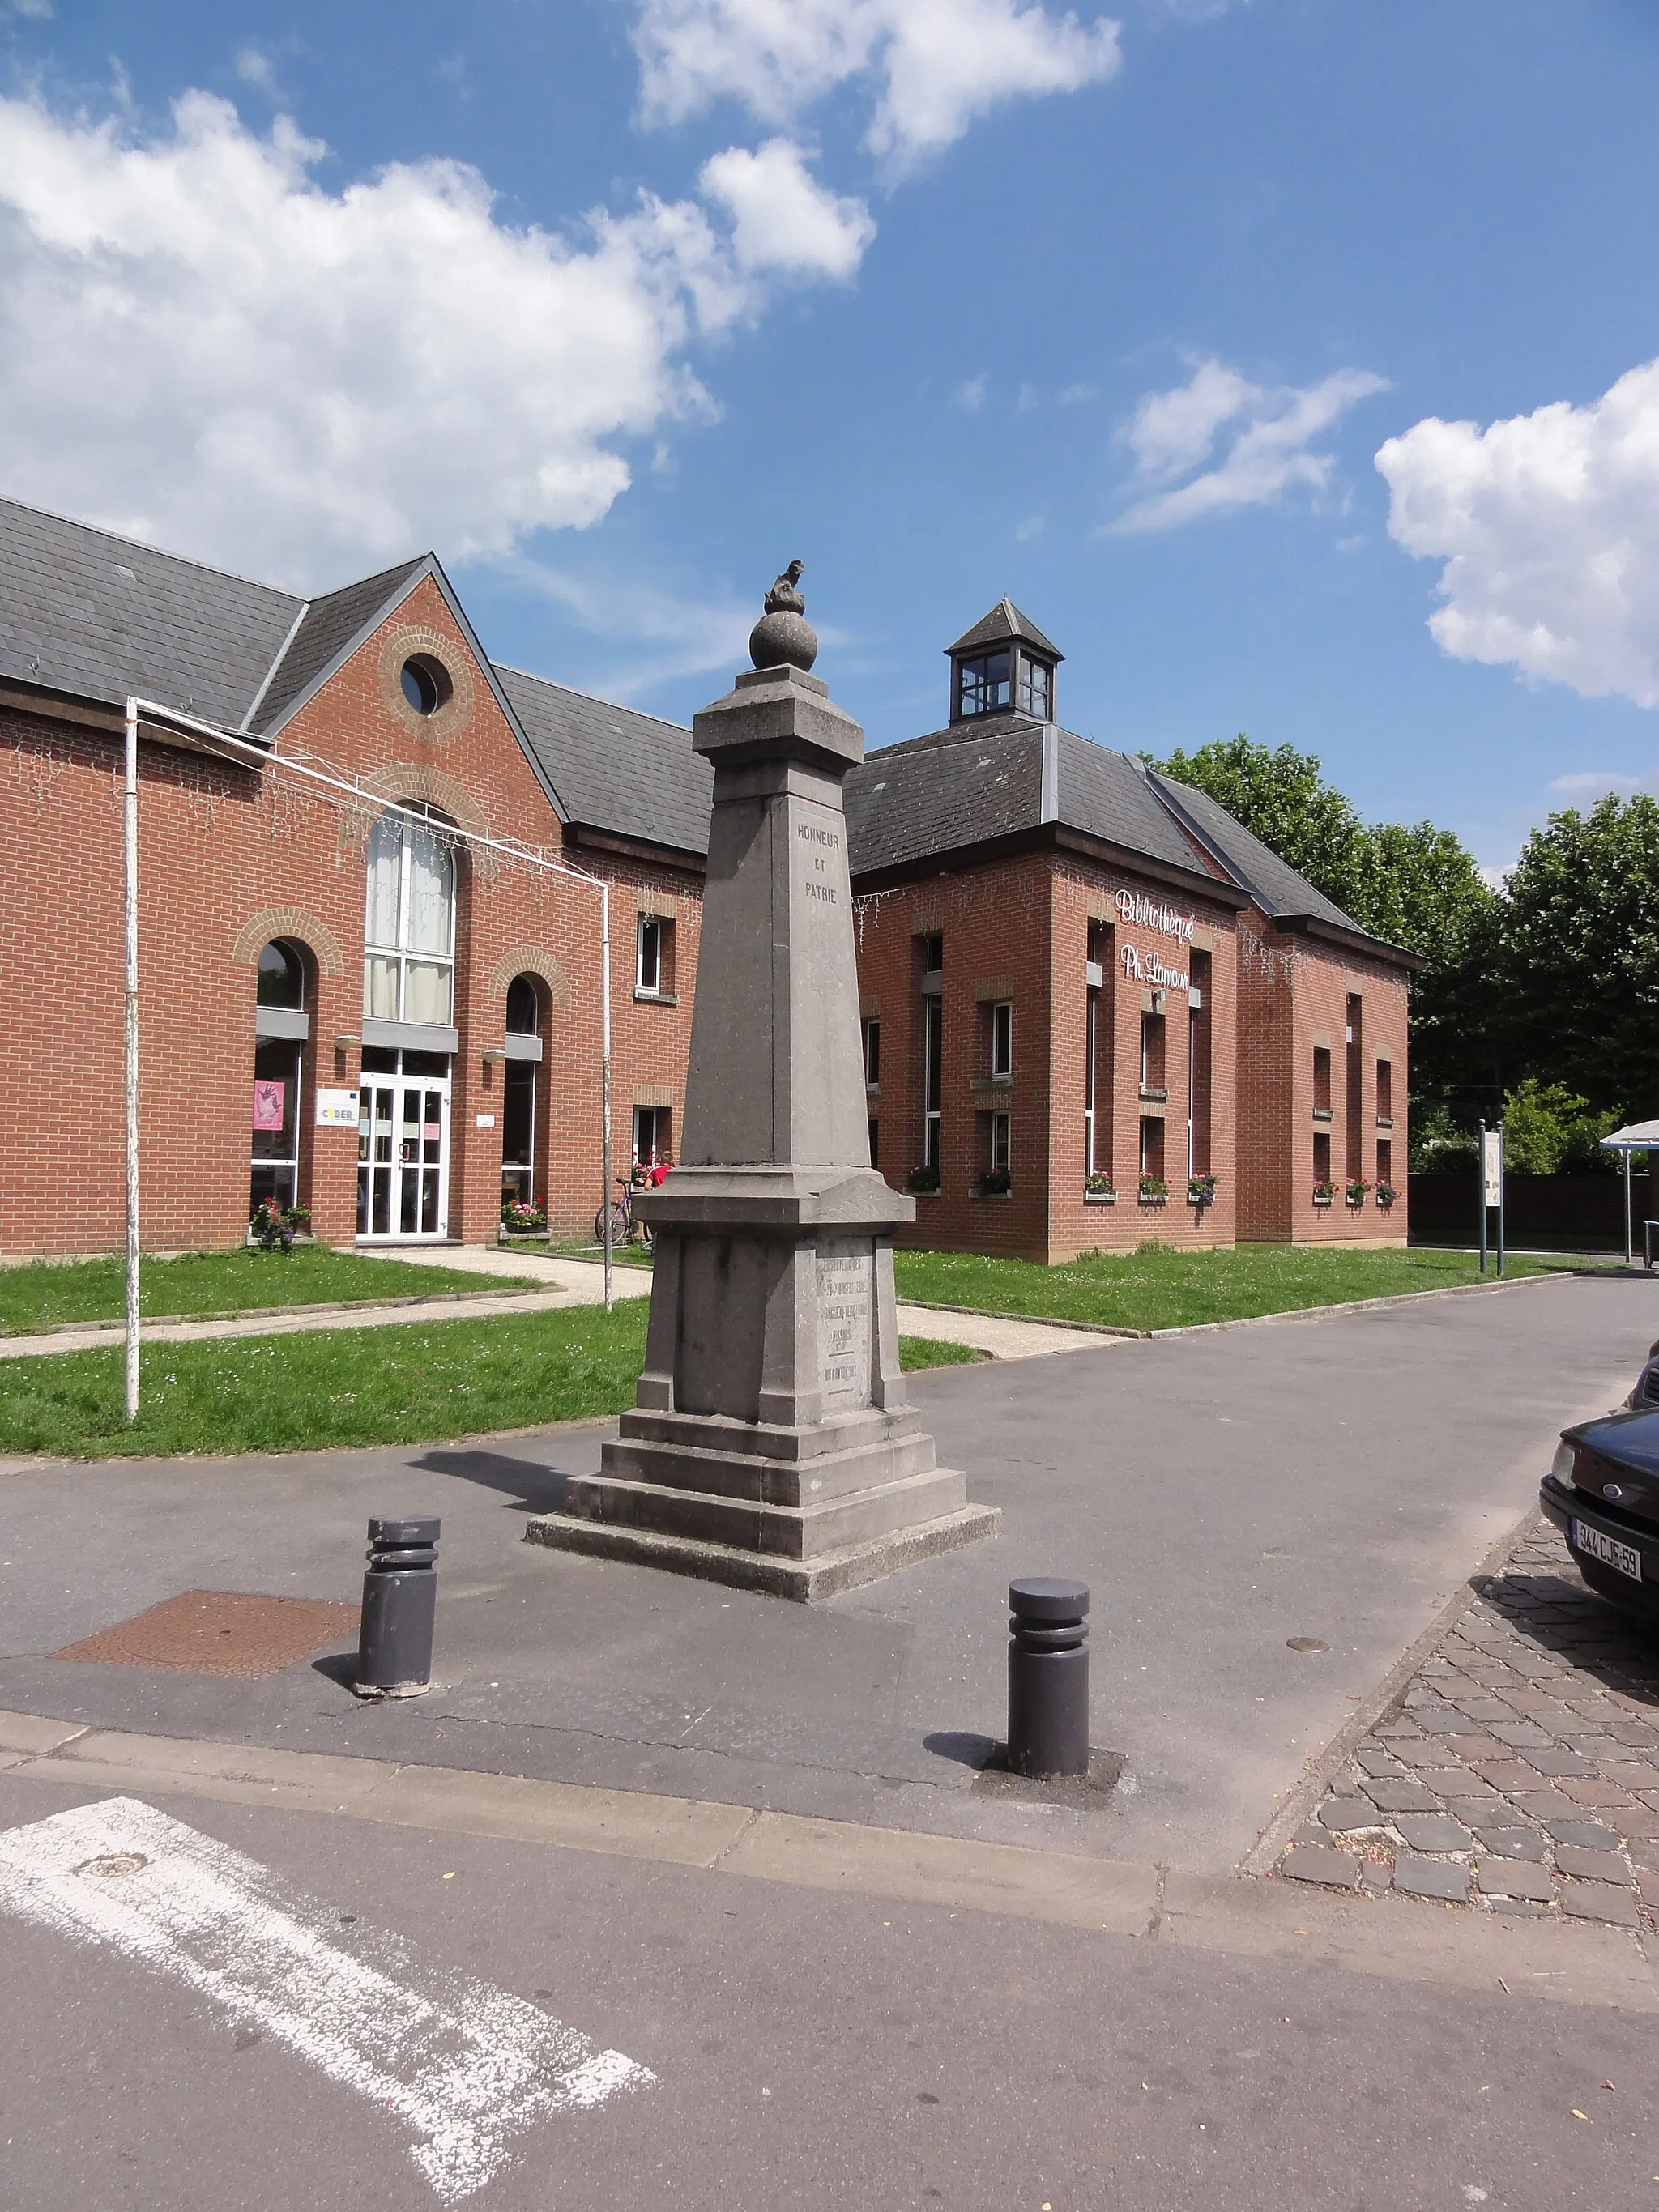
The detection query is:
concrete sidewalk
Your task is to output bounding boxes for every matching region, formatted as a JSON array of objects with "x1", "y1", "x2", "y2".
[{"x1": 2, "y1": 1268, "x2": 1652, "y2": 1877}]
